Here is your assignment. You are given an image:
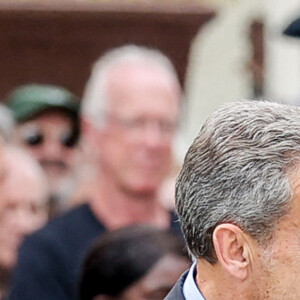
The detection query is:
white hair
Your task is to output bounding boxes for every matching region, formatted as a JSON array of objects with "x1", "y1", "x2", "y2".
[
  {"x1": 4, "y1": 146, "x2": 49, "y2": 197},
  {"x1": 0, "y1": 104, "x2": 15, "y2": 141},
  {"x1": 81, "y1": 44, "x2": 180, "y2": 127}
]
